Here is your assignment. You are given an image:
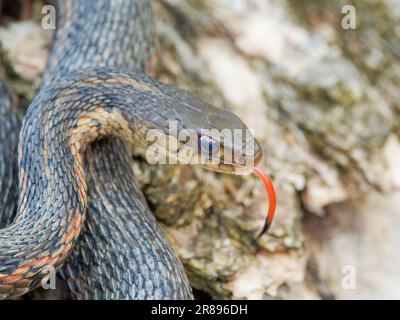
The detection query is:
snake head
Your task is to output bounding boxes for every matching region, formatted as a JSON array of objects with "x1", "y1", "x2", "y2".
[{"x1": 144, "y1": 85, "x2": 263, "y2": 175}]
